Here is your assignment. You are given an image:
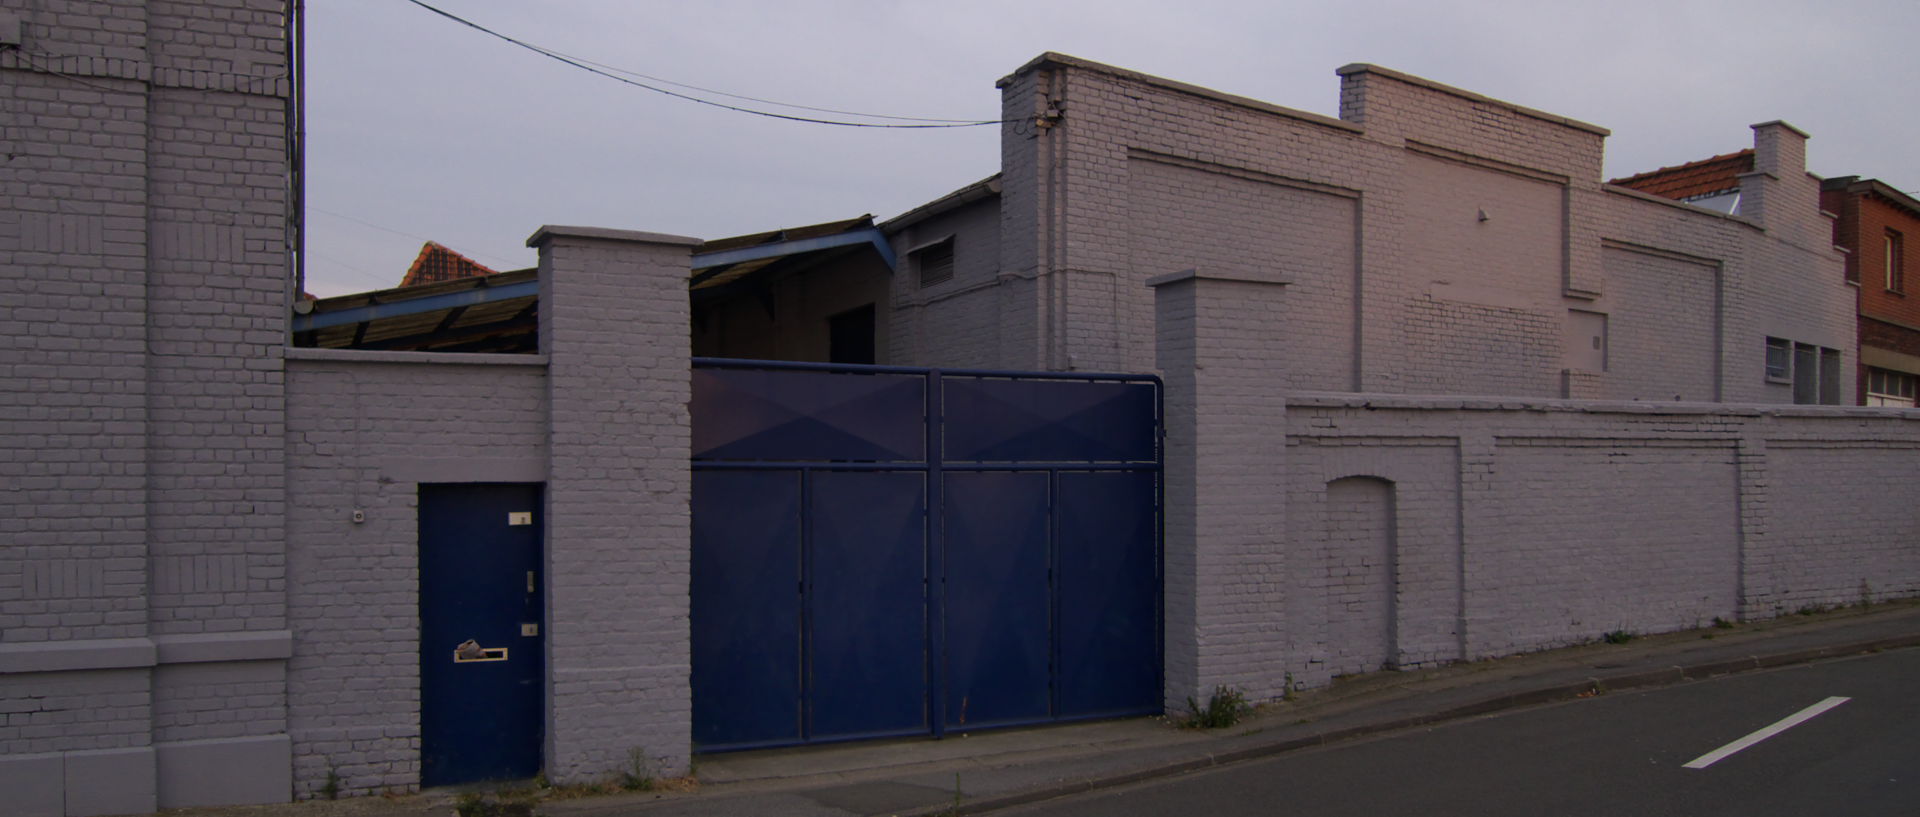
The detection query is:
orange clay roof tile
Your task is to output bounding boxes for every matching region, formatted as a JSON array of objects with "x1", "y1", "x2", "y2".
[
  {"x1": 1609, "y1": 149, "x2": 1754, "y2": 201},
  {"x1": 400, "y1": 241, "x2": 498, "y2": 288}
]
